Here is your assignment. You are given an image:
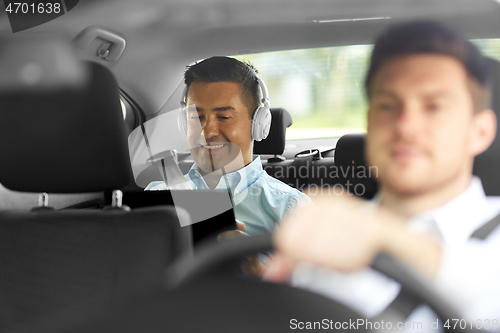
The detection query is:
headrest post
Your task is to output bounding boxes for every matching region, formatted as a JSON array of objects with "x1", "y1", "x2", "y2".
[
  {"x1": 268, "y1": 155, "x2": 285, "y2": 163},
  {"x1": 112, "y1": 190, "x2": 123, "y2": 208},
  {"x1": 38, "y1": 192, "x2": 49, "y2": 207}
]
